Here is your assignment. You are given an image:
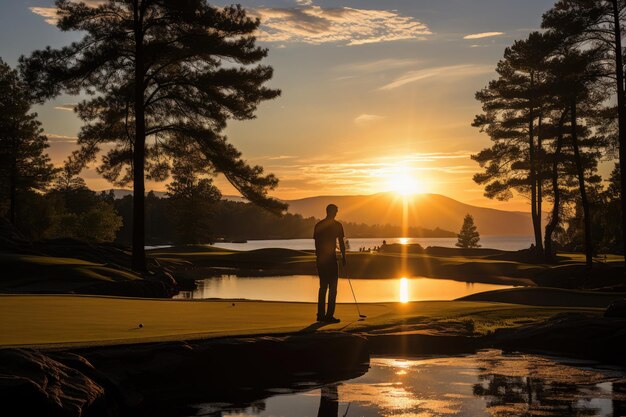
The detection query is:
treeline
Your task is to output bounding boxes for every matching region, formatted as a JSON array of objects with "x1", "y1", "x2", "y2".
[
  {"x1": 473, "y1": 0, "x2": 625, "y2": 265},
  {"x1": 2, "y1": 184, "x2": 455, "y2": 245},
  {"x1": 116, "y1": 195, "x2": 454, "y2": 245}
]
